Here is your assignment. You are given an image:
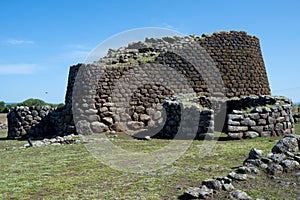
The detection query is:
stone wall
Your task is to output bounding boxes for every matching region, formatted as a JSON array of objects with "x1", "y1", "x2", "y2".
[
  {"x1": 225, "y1": 96, "x2": 294, "y2": 139},
  {"x1": 62, "y1": 31, "x2": 271, "y2": 135},
  {"x1": 7, "y1": 106, "x2": 62, "y2": 139},
  {"x1": 154, "y1": 99, "x2": 214, "y2": 140},
  {"x1": 8, "y1": 31, "x2": 290, "y2": 140}
]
